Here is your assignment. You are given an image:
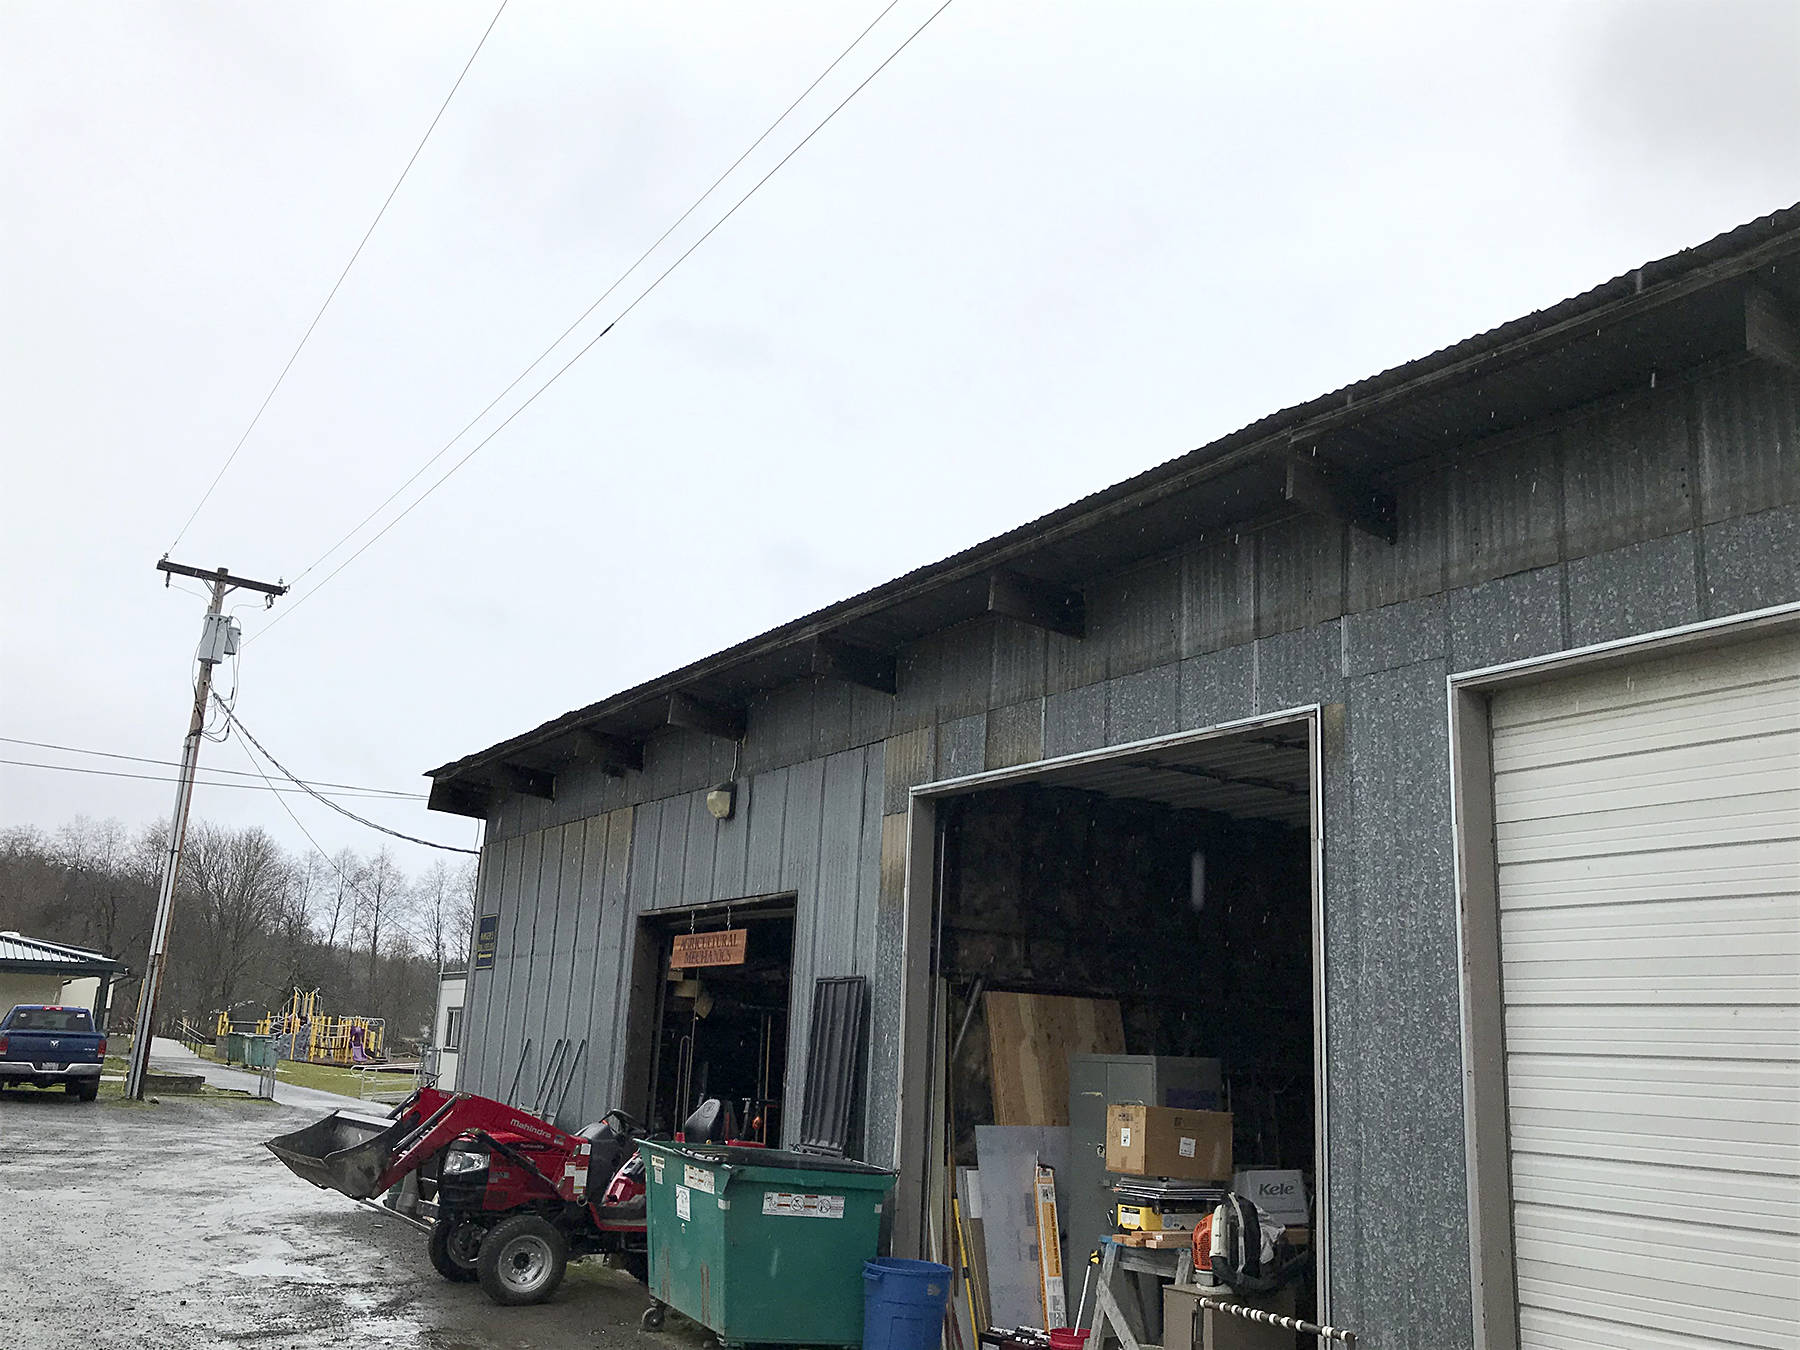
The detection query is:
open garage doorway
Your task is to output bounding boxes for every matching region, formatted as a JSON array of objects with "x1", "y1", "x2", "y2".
[
  {"x1": 894, "y1": 709, "x2": 1327, "y2": 1328},
  {"x1": 640, "y1": 898, "x2": 796, "y2": 1144}
]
